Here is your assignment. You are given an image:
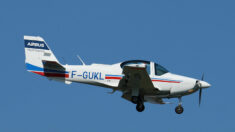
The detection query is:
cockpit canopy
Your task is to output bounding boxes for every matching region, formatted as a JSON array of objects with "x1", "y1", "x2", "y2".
[{"x1": 120, "y1": 60, "x2": 169, "y2": 76}]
